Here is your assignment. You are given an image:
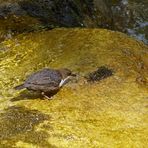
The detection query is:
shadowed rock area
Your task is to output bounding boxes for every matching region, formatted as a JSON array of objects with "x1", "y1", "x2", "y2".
[
  {"x1": 0, "y1": 0, "x2": 112, "y2": 43},
  {"x1": 0, "y1": 0, "x2": 147, "y2": 44},
  {"x1": 0, "y1": 28, "x2": 148, "y2": 147},
  {"x1": 0, "y1": 106, "x2": 55, "y2": 148}
]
